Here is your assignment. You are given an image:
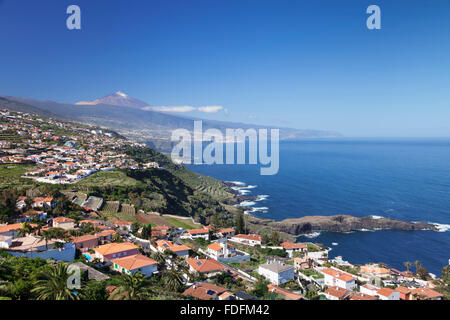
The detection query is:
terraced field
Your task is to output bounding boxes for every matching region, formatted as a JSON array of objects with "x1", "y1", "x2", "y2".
[
  {"x1": 102, "y1": 201, "x2": 120, "y2": 213},
  {"x1": 120, "y1": 204, "x2": 135, "y2": 215}
]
